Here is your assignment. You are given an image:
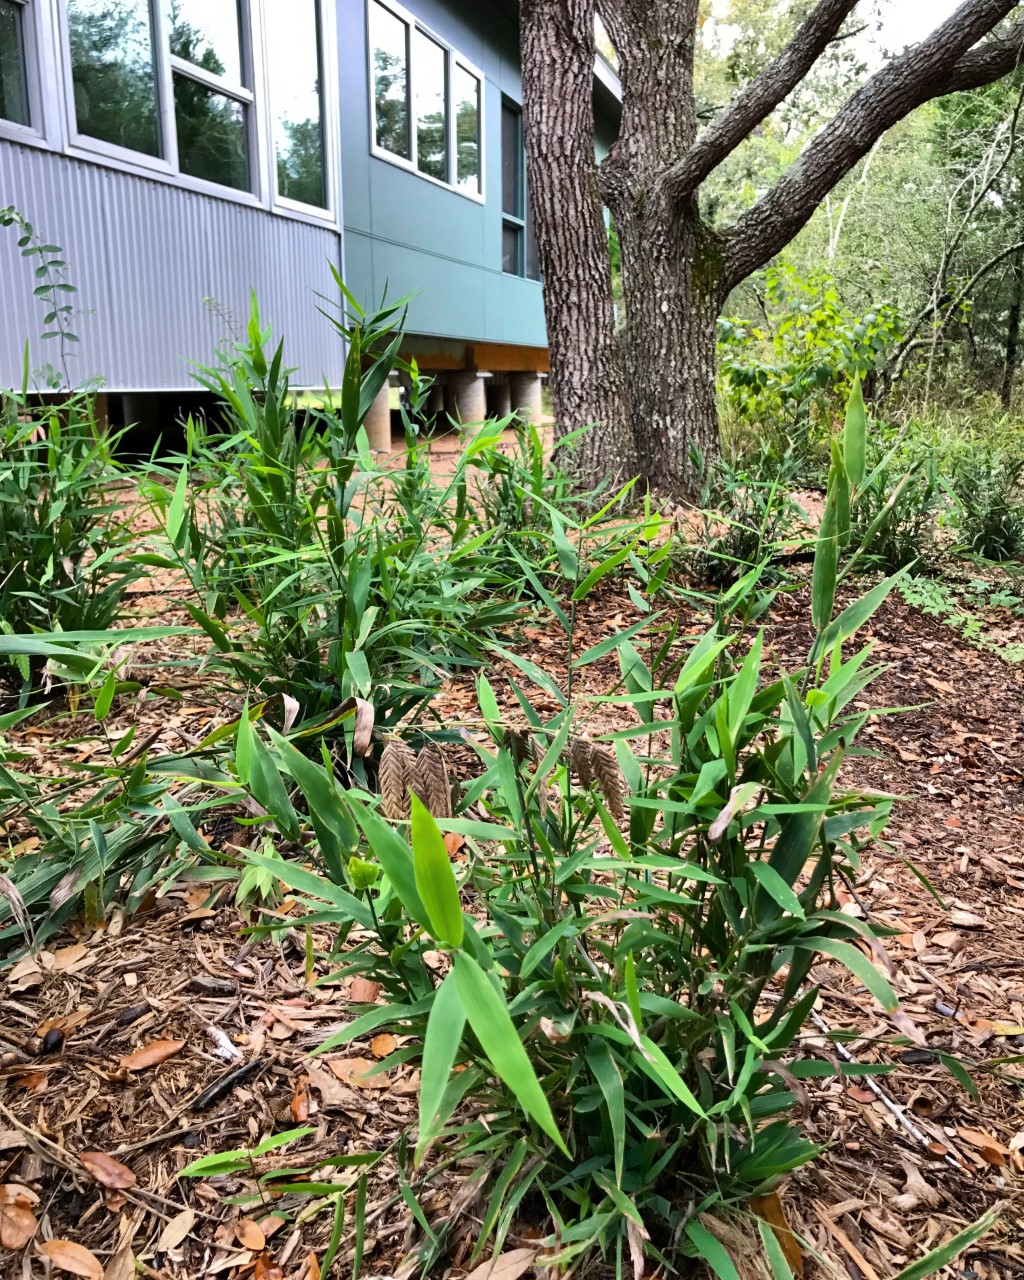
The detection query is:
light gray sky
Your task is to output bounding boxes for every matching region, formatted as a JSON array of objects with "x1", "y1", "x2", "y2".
[{"x1": 868, "y1": 0, "x2": 964, "y2": 54}]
